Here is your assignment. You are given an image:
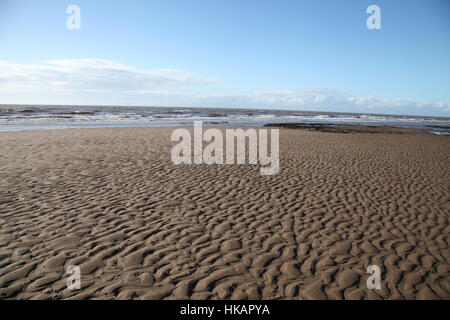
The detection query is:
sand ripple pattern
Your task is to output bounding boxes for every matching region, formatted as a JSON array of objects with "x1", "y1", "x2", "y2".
[{"x1": 0, "y1": 127, "x2": 449, "y2": 300}]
